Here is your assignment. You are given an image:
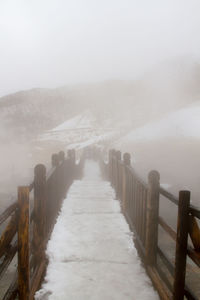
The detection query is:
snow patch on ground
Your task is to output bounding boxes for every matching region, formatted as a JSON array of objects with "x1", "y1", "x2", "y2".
[
  {"x1": 119, "y1": 102, "x2": 200, "y2": 143},
  {"x1": 39, "y1": 110, "x2": 118, "y2": 149},
  {"x1": 52, "y1": 110, "x2": 96, "y2": 131},
  {"x1": 35, "y1": 160, "x2": 159, "y2": 300}
]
